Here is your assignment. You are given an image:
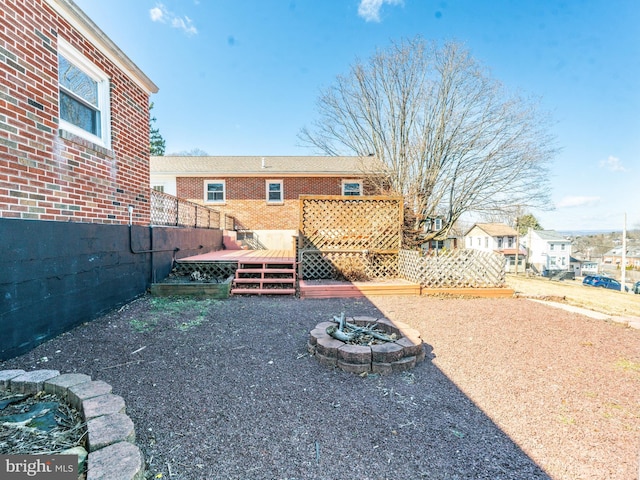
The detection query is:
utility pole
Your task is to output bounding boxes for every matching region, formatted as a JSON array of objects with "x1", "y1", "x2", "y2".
[
  {"x1": 621, "y1": 213, "x2": 627, "y2": 292},
  {"x1": 514, "y1": 216, "x2": 519, "y2": 275}
]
